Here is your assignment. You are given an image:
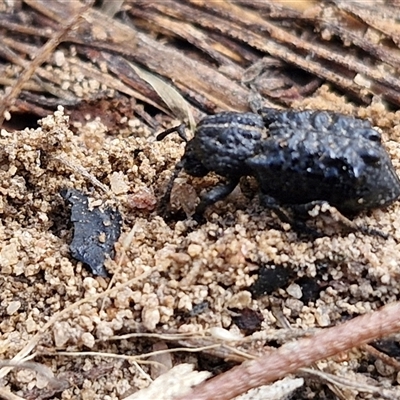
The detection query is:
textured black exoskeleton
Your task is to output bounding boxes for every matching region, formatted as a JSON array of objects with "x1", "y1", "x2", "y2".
[
  {"x1": 158, "y1": 108, "x2": 400, "y2": 228},
  {"x1": 252, "y1": 109, "x2": 400, "y2": 214}
]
